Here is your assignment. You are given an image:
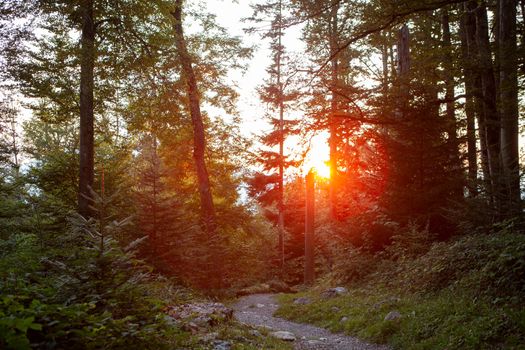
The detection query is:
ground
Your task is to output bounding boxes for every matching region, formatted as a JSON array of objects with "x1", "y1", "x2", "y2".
[{"x1": 232, "y1": 294, "x2": 390, "y2": 350}]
